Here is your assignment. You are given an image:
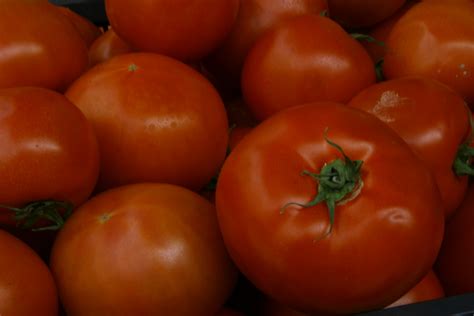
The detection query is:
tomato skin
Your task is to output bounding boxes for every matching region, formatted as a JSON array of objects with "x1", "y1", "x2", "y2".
[
  {"x1": 88, "y1": 28, "x2": 134, "y2": 67},
  {"x1": 0, "y1": 230, "x2": 58, "y2": 315},
  {"x1": 66, "y1": 53, "x2": 228, "y2": 192},
  {"x1": 56, "y1": 6, "x2": 103, "y2": 47},
  {"x1": 51, "y1": 183, "x2": 237, "y2": 316},
  {"x1": 386, "y1": 270, "x2": 444, "y2": 308},
  {"x1": 349, "y1": 77, "x2": 470, "y2": 218},
  {"x1": 328, "y1": 0, "x2": 406, "y2": 28},
  {"x1": 216, "y1": 102, "x2": 444, "y2": 314},
  {"x1": 383, "y1": 1, "x2": 474, "y2": 106},
  {"x1": 105, "y1": 0, "x2": 239, "y2": 61},
  {"x1": 0, "y1": 0, "x2": 88, "y2": 91},
  {"x1": 205, "y1": 0, "x2": 328, "y2": 86},
  {"x1": 436, "y1": 185, "x2": 474, "y2": 296},
  {"x1": 0, "y1": 87, "x2": 99, "y2": 226},
  {"x1": 242, "y1": 15, "x2": 376, "y2": 121}
]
